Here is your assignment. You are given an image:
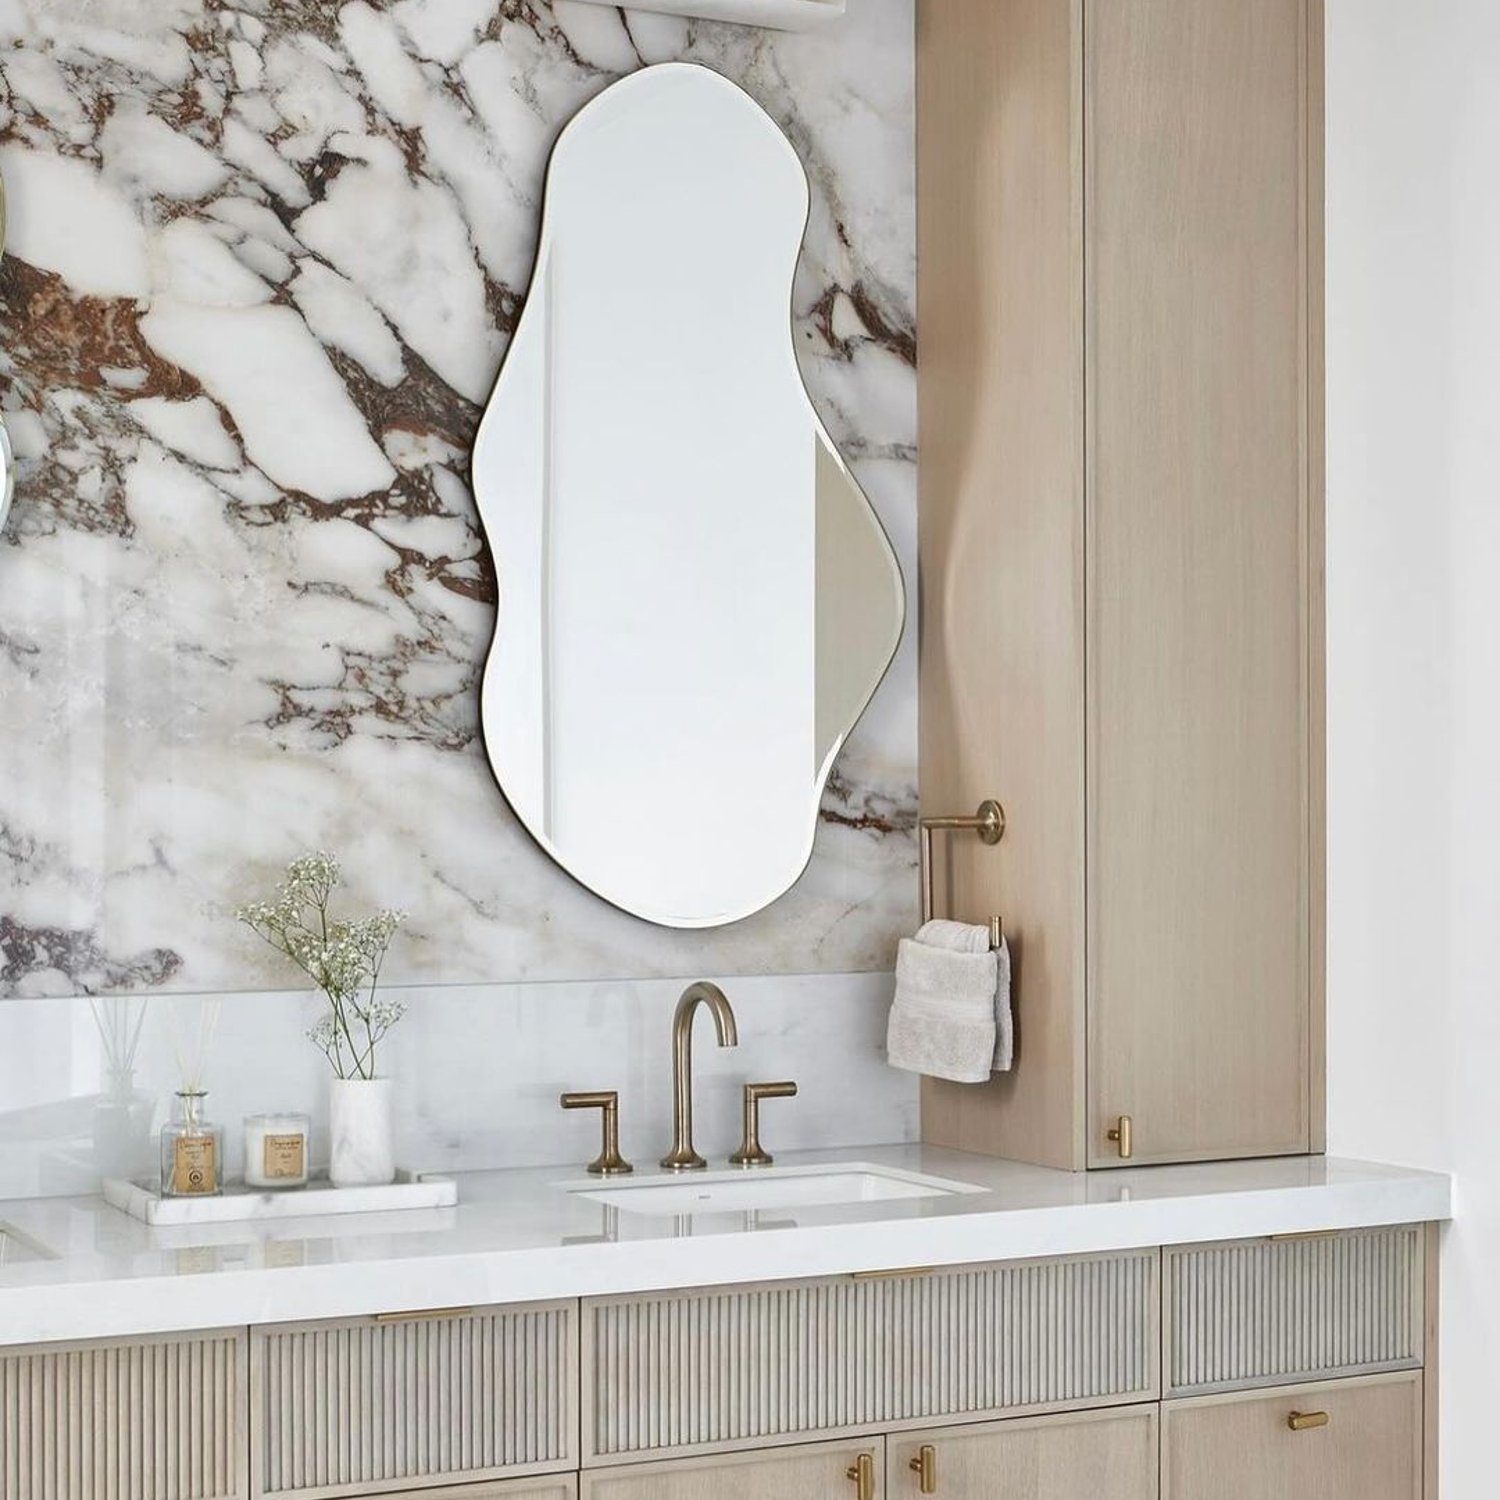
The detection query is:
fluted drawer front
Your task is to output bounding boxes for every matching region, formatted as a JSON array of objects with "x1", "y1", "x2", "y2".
[
  {"x1": 584, "y1": 1251, "x2": 1159, "y2": 1462},
  {"x1": 251, "y1": 1302, "x2": 576, "y2": 1499},
  {"x1": 1165, "y1": 1225, "x2": 1425, "y2": 1396},
  {"x1": 0, "y1": 1329, "x2": 247, "y2": 1500}
]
